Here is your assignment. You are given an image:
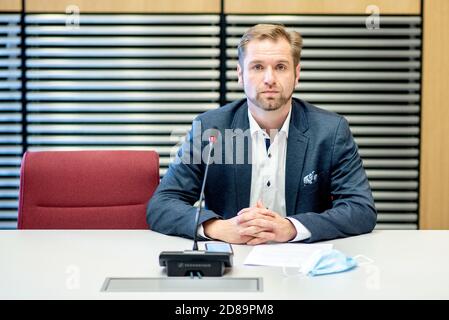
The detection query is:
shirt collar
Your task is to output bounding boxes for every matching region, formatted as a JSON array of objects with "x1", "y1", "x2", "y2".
[{"x1": 247, "y1": 105, "x2": 292, "y2": 139}]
